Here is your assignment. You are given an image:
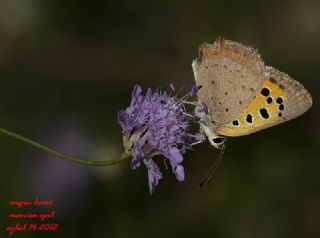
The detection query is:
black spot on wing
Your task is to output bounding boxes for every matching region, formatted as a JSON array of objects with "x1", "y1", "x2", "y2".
[
  {"x1": 261, "y1": 88, "x2": 270, "y2": 97},
  {"x1": 232, "y1": 120, "x2": 239, "y2": 126},
  {"x1": 246, "y1": 114, "x2": 253, "y2": 123},
  {"x1": 267, "y1": 97, "x2": 273, "y2": 104},
  {"x1": 279, "y1": 104, "x2": 284, "y2": 110},
  {"x1": 276, "y1": 97, "x2": 283, "y2": 104},
  {"x1": 259, "y1": 108, "x2": 269, "y2": 119}
]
